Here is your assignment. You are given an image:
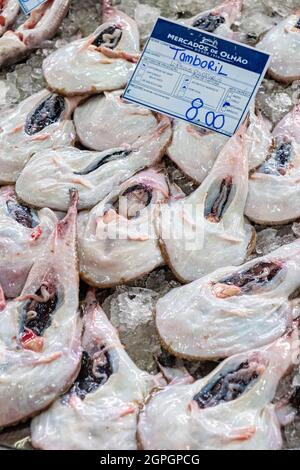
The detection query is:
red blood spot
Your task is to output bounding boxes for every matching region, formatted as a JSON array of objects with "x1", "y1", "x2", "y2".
[
  {"x1": 16, "y1": 32, "x2": 24, "y2": 42},
  {"x1": 0, "y1": 16, "x2": 6, "y2": 27},
  {"x1": 21, "y1": 329, "x2": 44, "y2": 352},
  {"x1": 31, "y1": 226, "x2": 42, "y2": 241},
  {"x1": 0, "y1": 284, "x2": 5, "y2": 312},
  {"x1": 21, "y1": 329, "x2": 37, "y2": 344}
]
